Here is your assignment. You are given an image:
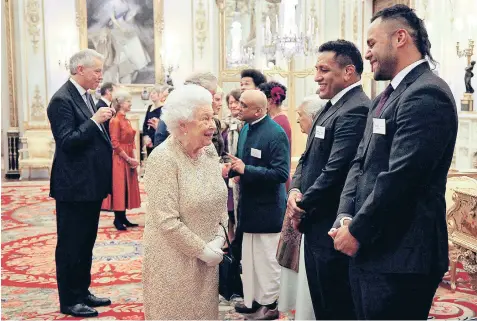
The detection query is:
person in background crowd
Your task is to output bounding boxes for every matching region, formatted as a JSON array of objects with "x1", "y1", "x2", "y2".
[
  {"x1": 223, "y1": 89, "x2": 243, "y2": 242},
  {"x1": 101, "y1": 88, "x2": 141, "y2": 231},
  {"x1": 288, "y1": 39, "x2": 370, "y2": 319},
  {"x1": 143, "y1": 84, "x2": 228, "y2": 319},
  {"x1": 153, "y1": 72, "x2": 218, "y2": 148},
  {"x1": 230, "y1": 90, "x2": 290, "y2": 320},
  {"x1": 47, "y1": 48, "x2": 113, "y2": 318},
  {"x1": 240, "y1": 69, "x2": 267, "y2": 92},
  {"x1": 258, "y1": 81, "x2": 292, "y2": 190},
  {"x1": 95, "y1": 82, "x2": 115, "y2": 136},
  {"x1": 142, "y1": 84, "x2": 173, "y2": 156},
  {"x1": 277, "y1": 95, "x2": 326, "y2": 321},
  {"x1": 330, "y1": 5, "x2": 458, "y2": 319},
  {"x1": 212, "y1": 86, "x2": 228, "y2": 162}
]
